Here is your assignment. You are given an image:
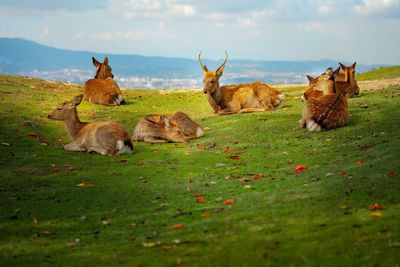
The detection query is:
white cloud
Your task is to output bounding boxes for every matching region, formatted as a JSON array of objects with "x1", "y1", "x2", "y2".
[
  {"x1": 40, "y1": 27, "x2": 50, "y2": 38},
  {"x1": 354, "y1": 0, "x2": 400, "y2": 18},
  {"x1": 91, "y1": 32, "x2": 113, "y2": 40},
  {"x1": 317, "y1": 5, "x2": 330, "y2": 15},
  {"x1": 73, "y1": 31, "x2": 84, "y2": 40}
]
